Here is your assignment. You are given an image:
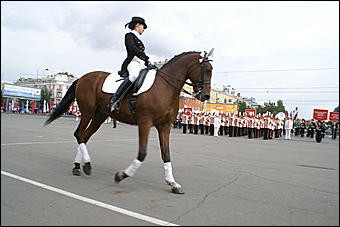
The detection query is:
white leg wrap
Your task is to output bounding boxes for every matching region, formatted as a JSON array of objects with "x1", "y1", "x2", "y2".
[
  {"x1": 79, "y1": 143, "x2": 91, "y2": 163},
  {"x1": 74, "y1": 147, "x2": 82, "y2": 163},
  {"x1": 124, "y1": 159, "x2": 142, "y2": 177},
  {"x1": 164, "y1": 162, "x2": 175, "y2": 183},
  {"x1": 164, "y1": 162, "x2": 181, "y2": 188}
]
